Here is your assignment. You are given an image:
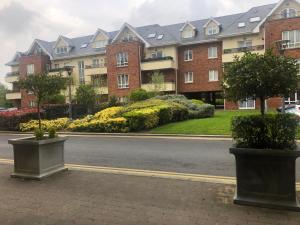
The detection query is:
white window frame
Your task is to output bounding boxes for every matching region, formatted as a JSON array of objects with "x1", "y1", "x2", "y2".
[
  {"x1": 28, "y1": 100, "x2": 36, "y2": 108},
  {"x1": 207, "y1": 26, "x2": 218, "y2": 35},
  {"x1": 183, "y1": 30, "x2": 194, "y2": 39},
  {"x1": 209, "y1": 70, "x2": 219, "y2": 82},
  {"x1": 56, "y1": 46, "x2": 68, "y2": 54},
  {"x1": 151, "y1": 50, "x2": 163, "y2": 59},
  {"x1": 92, "y1": 59, "x2": 100, "y2": 68},
  {"x1": 184, "y1": 50, "x2": 193, "y2": 61},
  {"x1": 208, "y1": 47, "x2": 218, "y2": 59},
  {"x1": 94, "y1": 40, "x2": 107, "y2": 49},
  {"x1": 282, "y1": 30, "x2": 300, "y2": 49},
  {"x1": 184, "y1": 72, "x2": 193, "y2": 83},
  {"x1": 27, "y1": 64, "x2": 35, "y2": 75},
  {"x1": 281, "y1": 8, "x2": 297, "y2": 18},
  {"x1": 237, "y1": 40, "x2": 252, "y2": 48},
  {"x1": 116, "y1": 52, "x2": 128, "y2": 67},
  {"x1": 117, "y1": 74, "x2": 129, "y2": 89},
  {"x1": 238, "y1": 99, "x2": 256, "y2": 109}
]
